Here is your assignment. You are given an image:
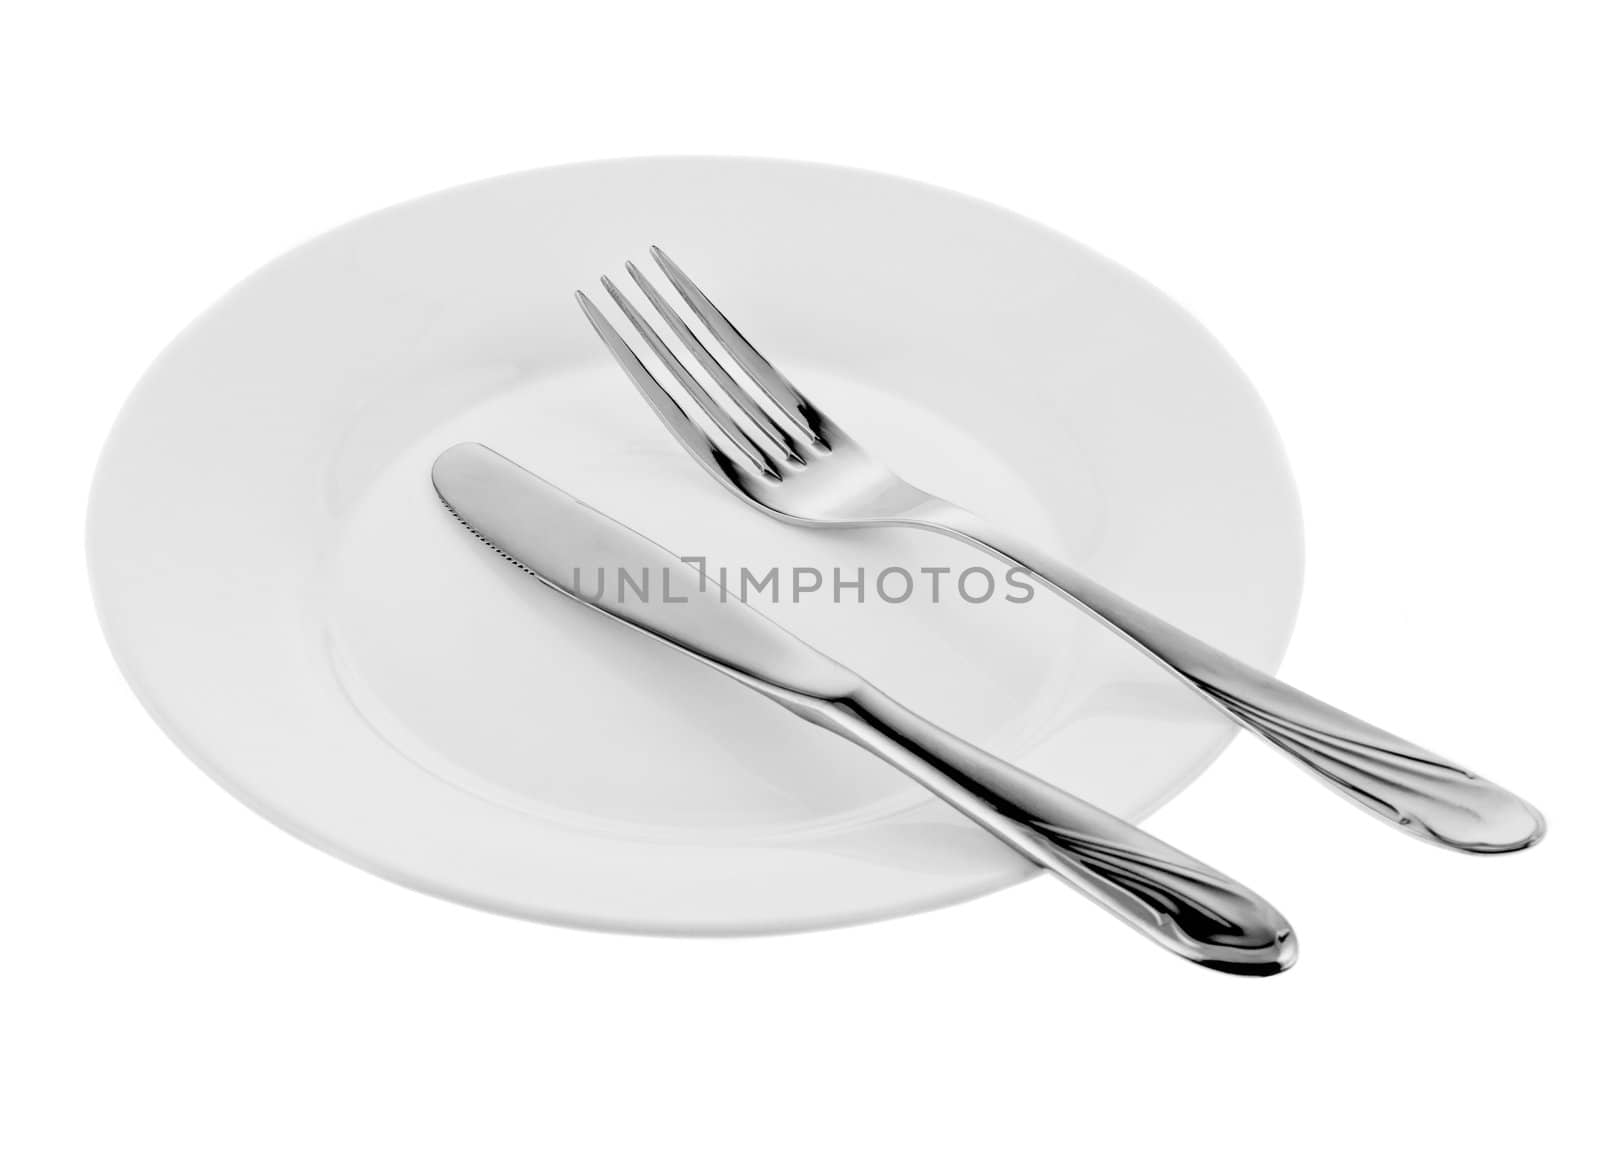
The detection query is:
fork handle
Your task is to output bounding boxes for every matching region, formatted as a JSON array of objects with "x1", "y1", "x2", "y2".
[
  {"x1": 807, "y1": 685, "x2": 1295, "y2": 974},
  {"x1": 931, "y1": 510, "x2": 1544, "y2": 853}
]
